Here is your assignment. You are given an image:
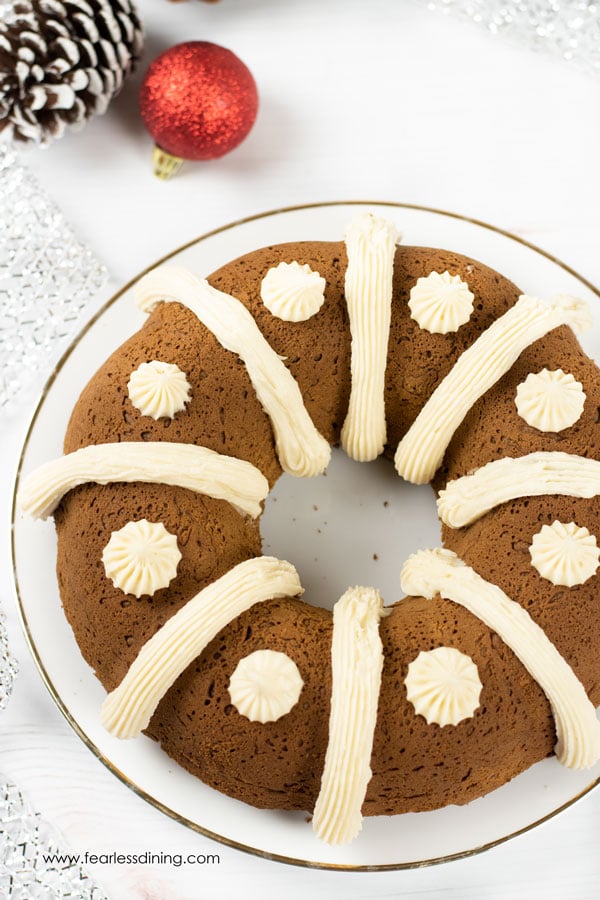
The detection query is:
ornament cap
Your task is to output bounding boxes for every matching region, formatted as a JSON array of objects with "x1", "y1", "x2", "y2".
[{"x1": 152, "y1": 146, "x2": 184, "y2": 181}]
